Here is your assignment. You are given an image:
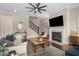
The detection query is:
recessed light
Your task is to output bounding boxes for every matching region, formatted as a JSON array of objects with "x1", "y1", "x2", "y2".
[{"x1": 14, "y1": 9, "x2": 17, "y2": 12}]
